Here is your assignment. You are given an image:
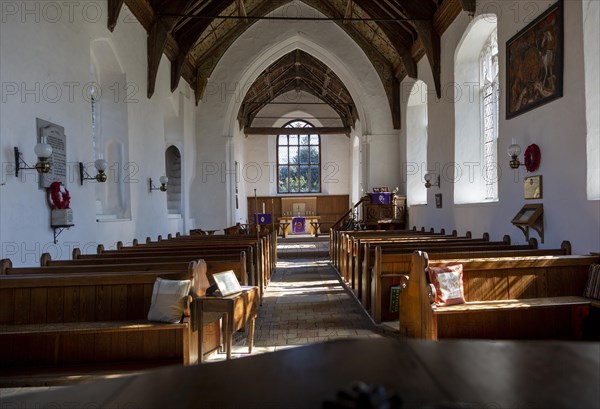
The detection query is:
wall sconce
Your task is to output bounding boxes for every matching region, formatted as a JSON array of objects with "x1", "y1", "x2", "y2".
[
  {"x1": 508, "y1": 140, "x2": 541, "y2": 172},
  {"x1": 424, "y1": 173, "x2": 440, "y2": 189},
  {"x1": 507, "y1": 140, "x2": 523, "y2": 169},
  {"x1": 149, "y1": 176, "x2": 168, "y2": 192},
  {"x1": 14, "y1": 141, "x2": 53, "y2": 177},
  {"x1": 79, "y1": 159, "x2": 108, "y2": 185}
]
